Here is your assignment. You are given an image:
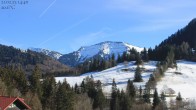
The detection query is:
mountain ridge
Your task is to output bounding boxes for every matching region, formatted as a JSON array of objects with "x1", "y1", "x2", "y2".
[
  {"x1": 59, "y1": 41, "x2": 144, "y2": 66},
  {"x1": 29, "y1": 47, "x2": 63, "y2": 59}
]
